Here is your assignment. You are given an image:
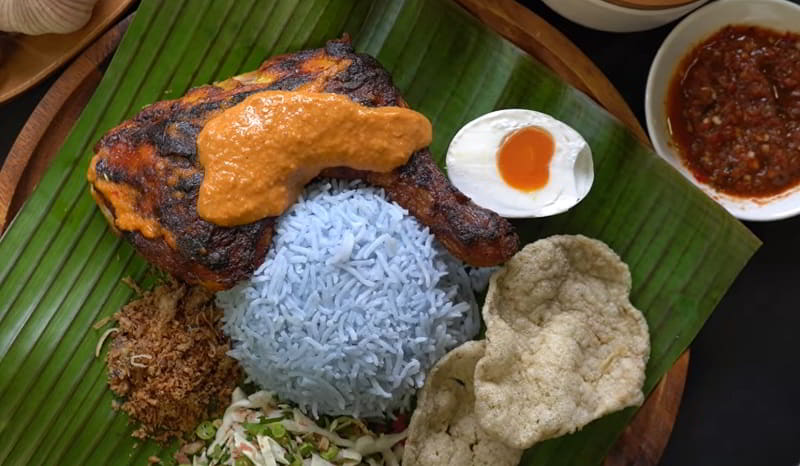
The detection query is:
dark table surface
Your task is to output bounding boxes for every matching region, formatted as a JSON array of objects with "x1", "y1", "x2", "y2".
[{"x1": 1, "y1": 2, "x2": 798, "y2": 465}]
